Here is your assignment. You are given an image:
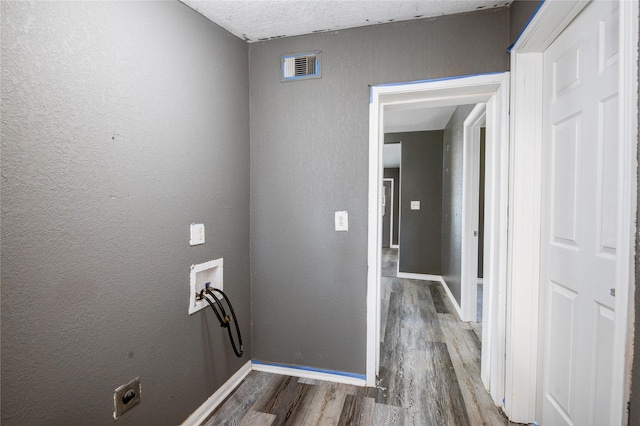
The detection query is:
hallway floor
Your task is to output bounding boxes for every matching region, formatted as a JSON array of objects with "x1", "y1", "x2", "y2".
[{"x1": 203, "y1": 248, "x2": 512, "y2": 425}]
